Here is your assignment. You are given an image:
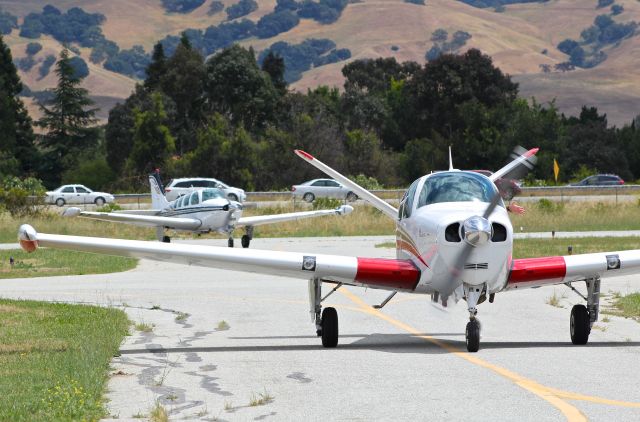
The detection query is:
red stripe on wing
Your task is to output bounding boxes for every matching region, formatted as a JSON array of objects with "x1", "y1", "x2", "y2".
[
  {"x1": 355, "y1": 258, "x2": 420, "y2": 290},
  {"x1": 508, "y1": 256, "x2": 566, "y2": 287}
]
